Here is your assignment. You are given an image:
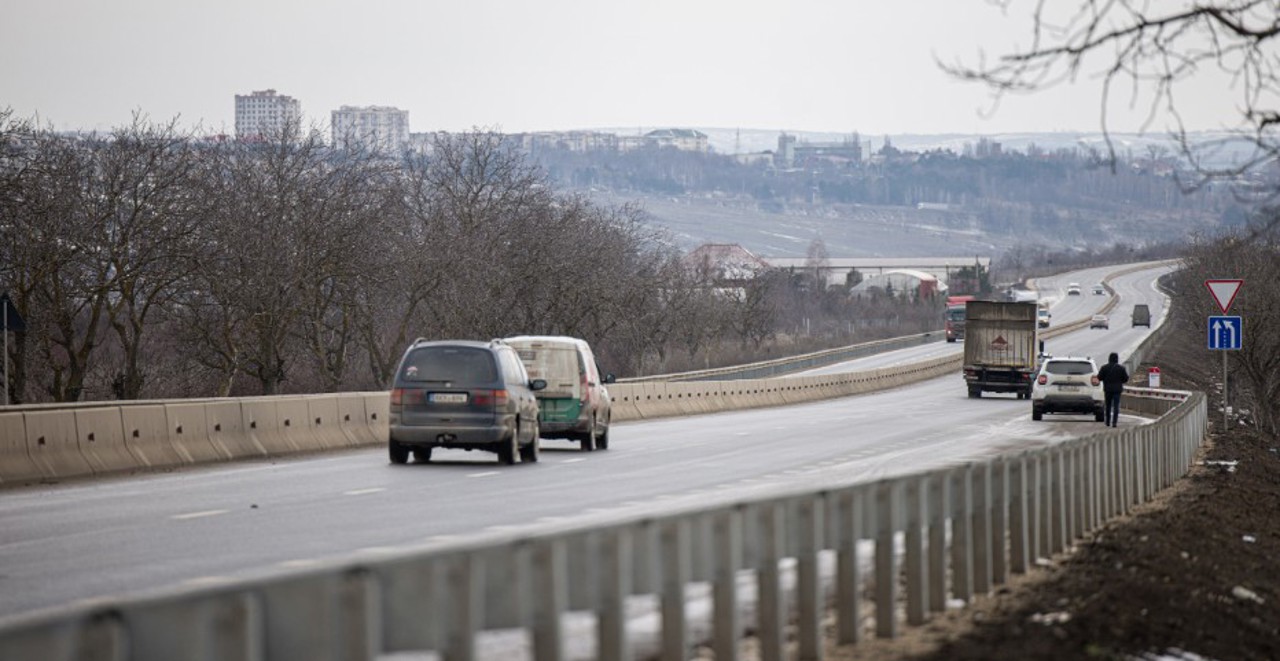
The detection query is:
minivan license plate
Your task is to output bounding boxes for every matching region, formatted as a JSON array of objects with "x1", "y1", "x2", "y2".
[{"x1": 429, "y1": 392, "x2": 468, "y2": 404}]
